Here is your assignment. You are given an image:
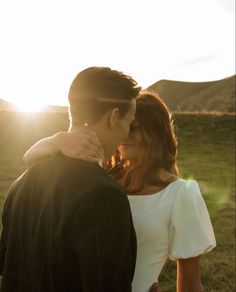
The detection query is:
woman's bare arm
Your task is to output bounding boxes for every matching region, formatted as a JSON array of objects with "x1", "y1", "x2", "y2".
[
  {"x1": 23, "y1": 134, "x2": 59, "y2": 166},
  {"x1": 177, "y1": 256, "x2": 203, "y2": 292},
  {"x1": 23, "y1": 130, "x2": 104, "y2": 166},
  {"x1": 149, "y1": 282, "x2": 160, "y2": 292}
]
